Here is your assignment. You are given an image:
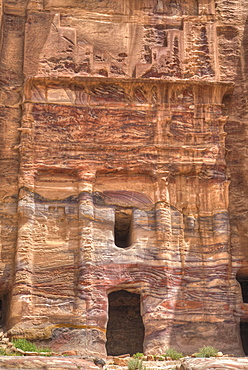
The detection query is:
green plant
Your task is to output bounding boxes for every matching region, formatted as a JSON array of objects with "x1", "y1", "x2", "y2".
[
  {"x1": 0, "y1": 348, "x2": 21, "y2": 356},
  {"x1": 133, "y1": 352, "x2": 144, "y2": 359},
  {"x1": 0, "y1": 348, "x2": 7, "y2": 356},
  {"x1": 195, "y1": 345, "x2": 218, "y2": 358},
  {"x1": 128, "y1": 358, "x2": 145, "y2": 370},
  {"x1": 37, "y1": 347, "x2": 51, "y2": 353},
  {"x1": 12, "y1": 339, "x2": 51, "y2": 354},
  {"x1": 10, "y1": 352, "x2": 22, "y2": 356},
  {"x1": 12, "y1": 339, "x2": 37, "y2": 352},
  {"x1": 164, "y1": 348, "x2": 183, "y2": 360}
]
